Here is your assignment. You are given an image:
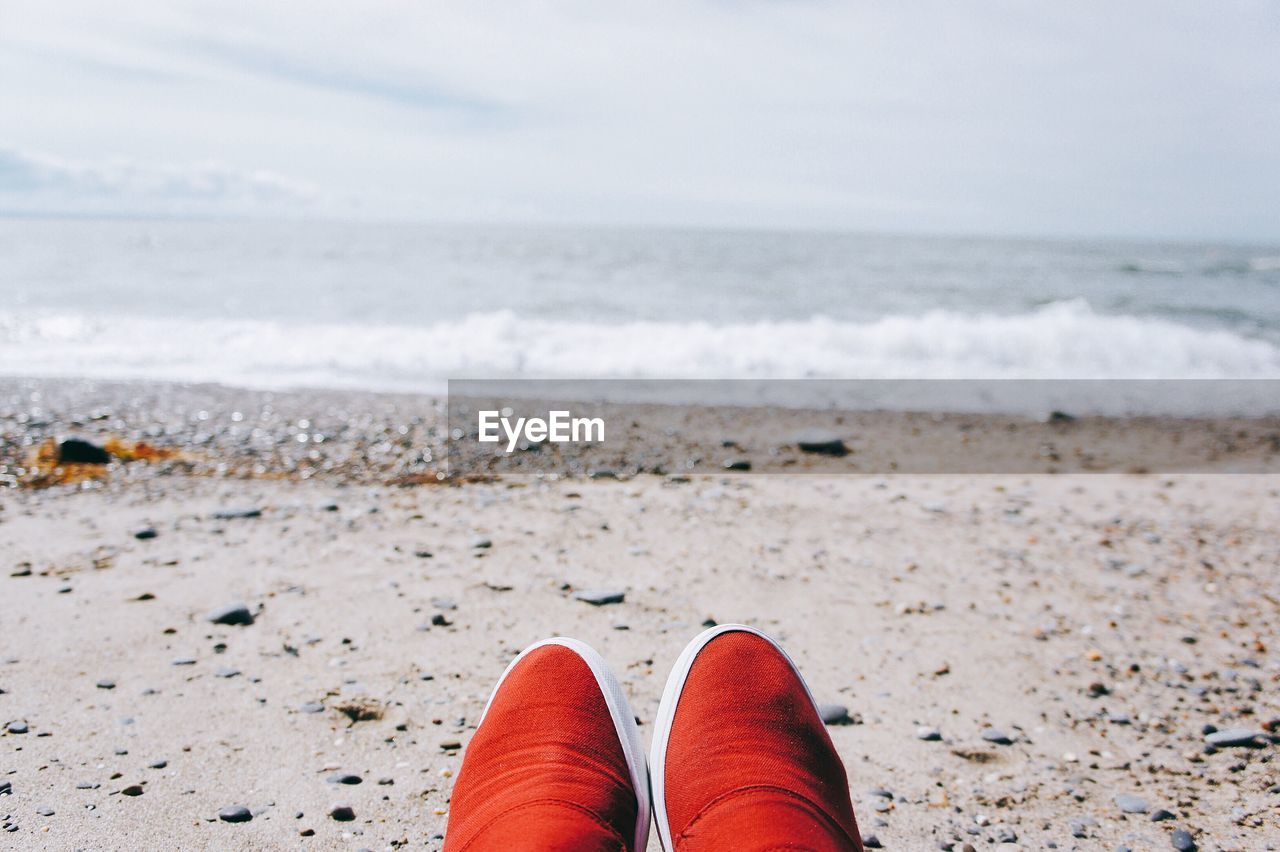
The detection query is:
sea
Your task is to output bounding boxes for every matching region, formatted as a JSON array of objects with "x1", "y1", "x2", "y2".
[{"x1": 3, "y1": 219, "x2": 1280, "y2": 395}]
